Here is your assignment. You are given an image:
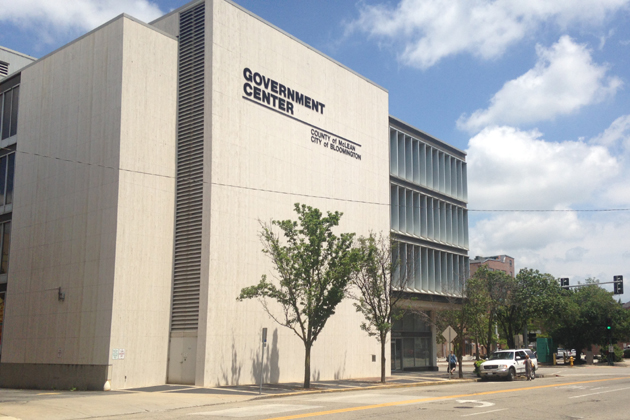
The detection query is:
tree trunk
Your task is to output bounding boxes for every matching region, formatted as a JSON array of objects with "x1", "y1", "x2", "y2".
[
  {"x1": 304, "y1": 342, "x2": 311, "y2": 389},
  {"x1": 381, "y1": 336, "x2": 386, "y2": 383},
  {"x1": 487, "y1": 312, "x2": 494, "y2": 353},
  {"x1": 458, "y1": 335, "x2": 464, "y2": 378},
  {"x1": 475, "y1": 332, "x2": 480, "y2": 361}
]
